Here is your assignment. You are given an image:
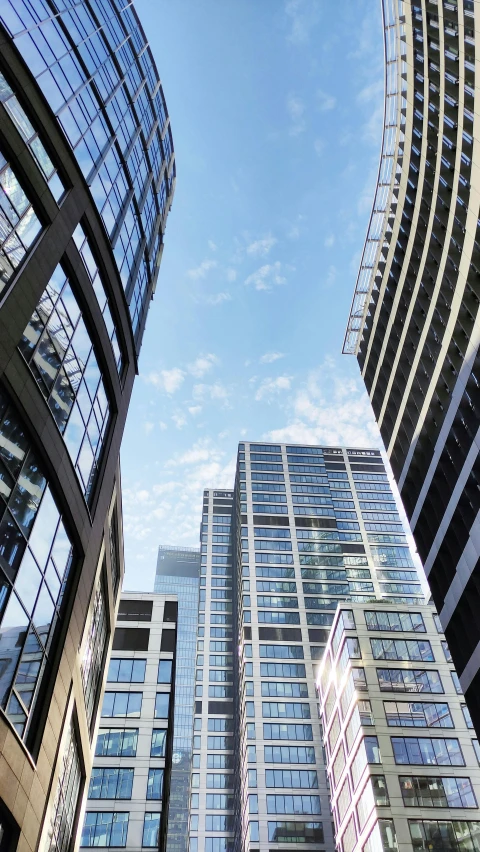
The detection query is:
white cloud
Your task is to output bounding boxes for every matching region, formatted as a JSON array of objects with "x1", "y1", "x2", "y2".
[
  {"x1": 144, "y1": 421, "x2": 154, "y2": 435},
  {"x1": 158, "y1": 421, "x2": 167, "y2": 431},
  {"x1": 317, "y1": 90, "x2": 336, "y2": 111},
  {"x1": 193, "y1": 382, "x2": 230, "y2": 404},
  {"x1": 246, "y1": 235, "x2": 277, "y2": 257},
  {"x1": 208, "y1": 240, "x2": 217, "y2": 251},
  {"x1": 145, "y1": 368, "x2": 185, "y2": 394},
  {"x1": 172, "y1": 413, "x2": 187, "y2": 429},
  {"x1": 226, "y1": 269, "x2": 237, "y2": 282},
  {"x1": 245, "y1": 262, "x2": 286, "y2": 291},
  {"x1": 285, "y1": 0, "x2": 321, "y2": 45},
  {"x1": 324, "y1": 234, "x2": 335, "y2": 248},
  {"x1": 255, "y1": 375, "x2": 292, "y2": 401},
  {"x1": 188, "y1": 405, "x2": 202, "y2": 416},
  {"x1": 188, "y1": 353, "x2": 219, "y2": 378},
  {"x1": 287, "y1": 225, "x2": 300, "y2": 240},
  {"x1": 324, "y1": 265, "x2": 337, "y2": 289},
  {"x1": 313, "y1": 138, "x2": 325, "y2": 157},
  {"x1": 187, "y1": 259, "x2": 217, "y2": 279},
  {"x1": 263, "y1": 359, "x2": 381, "y2": 447},
  {"x1": 205, "y1": 292, "x2": 232, "y2": 305},
  {"x1": 260, "y1": 352, "x2": 285, "y2": 364},
  {"x1": 287, "y1": 94, "x2": 306, "y2": 136}
]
